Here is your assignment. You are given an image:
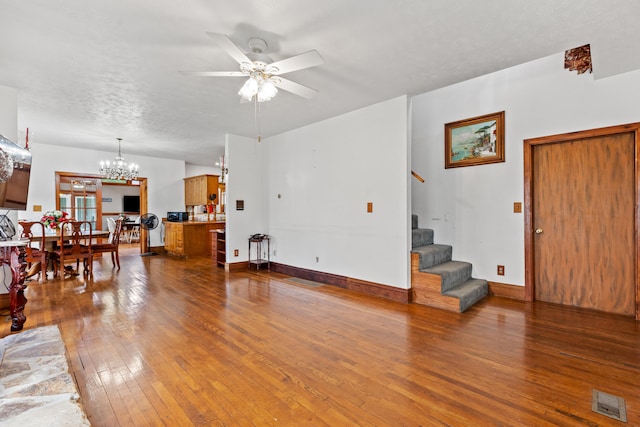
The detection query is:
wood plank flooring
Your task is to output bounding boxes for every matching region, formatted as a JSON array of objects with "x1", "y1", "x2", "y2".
[{"x1": 2, "y1": 248, "x2": 639, "y2": 426}]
